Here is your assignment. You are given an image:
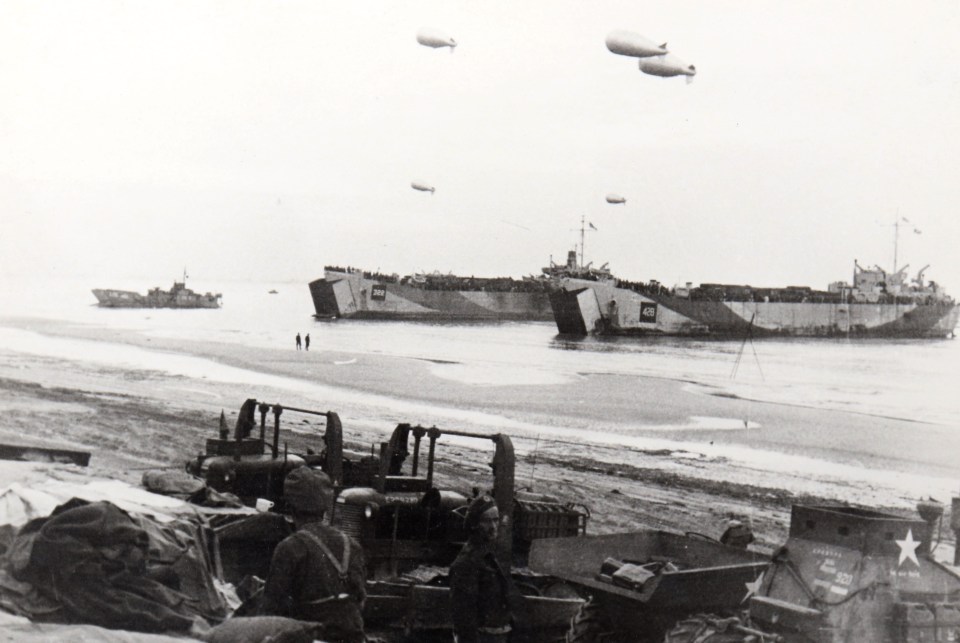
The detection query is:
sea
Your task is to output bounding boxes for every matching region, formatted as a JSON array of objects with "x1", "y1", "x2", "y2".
[{"x1": 1, "y1": 276, "x2": 958, "y2": 506}]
